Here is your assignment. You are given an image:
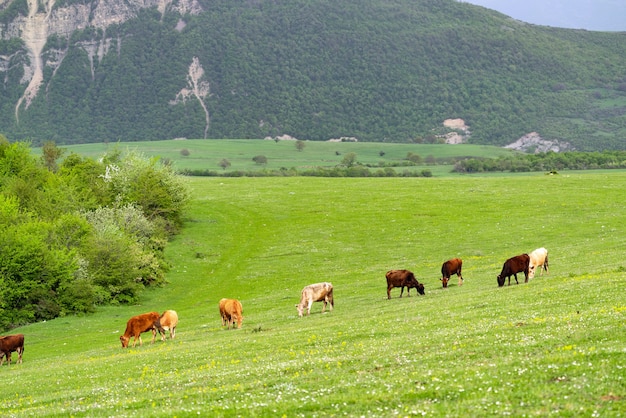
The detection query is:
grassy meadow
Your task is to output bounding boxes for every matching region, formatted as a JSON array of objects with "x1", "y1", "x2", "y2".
[
  {"x1": 2, "y1": 172, "x2": 626, "y2": 416},
  {"x1": 52, "y1": 139, "x2": 516, "y2": 176}
]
